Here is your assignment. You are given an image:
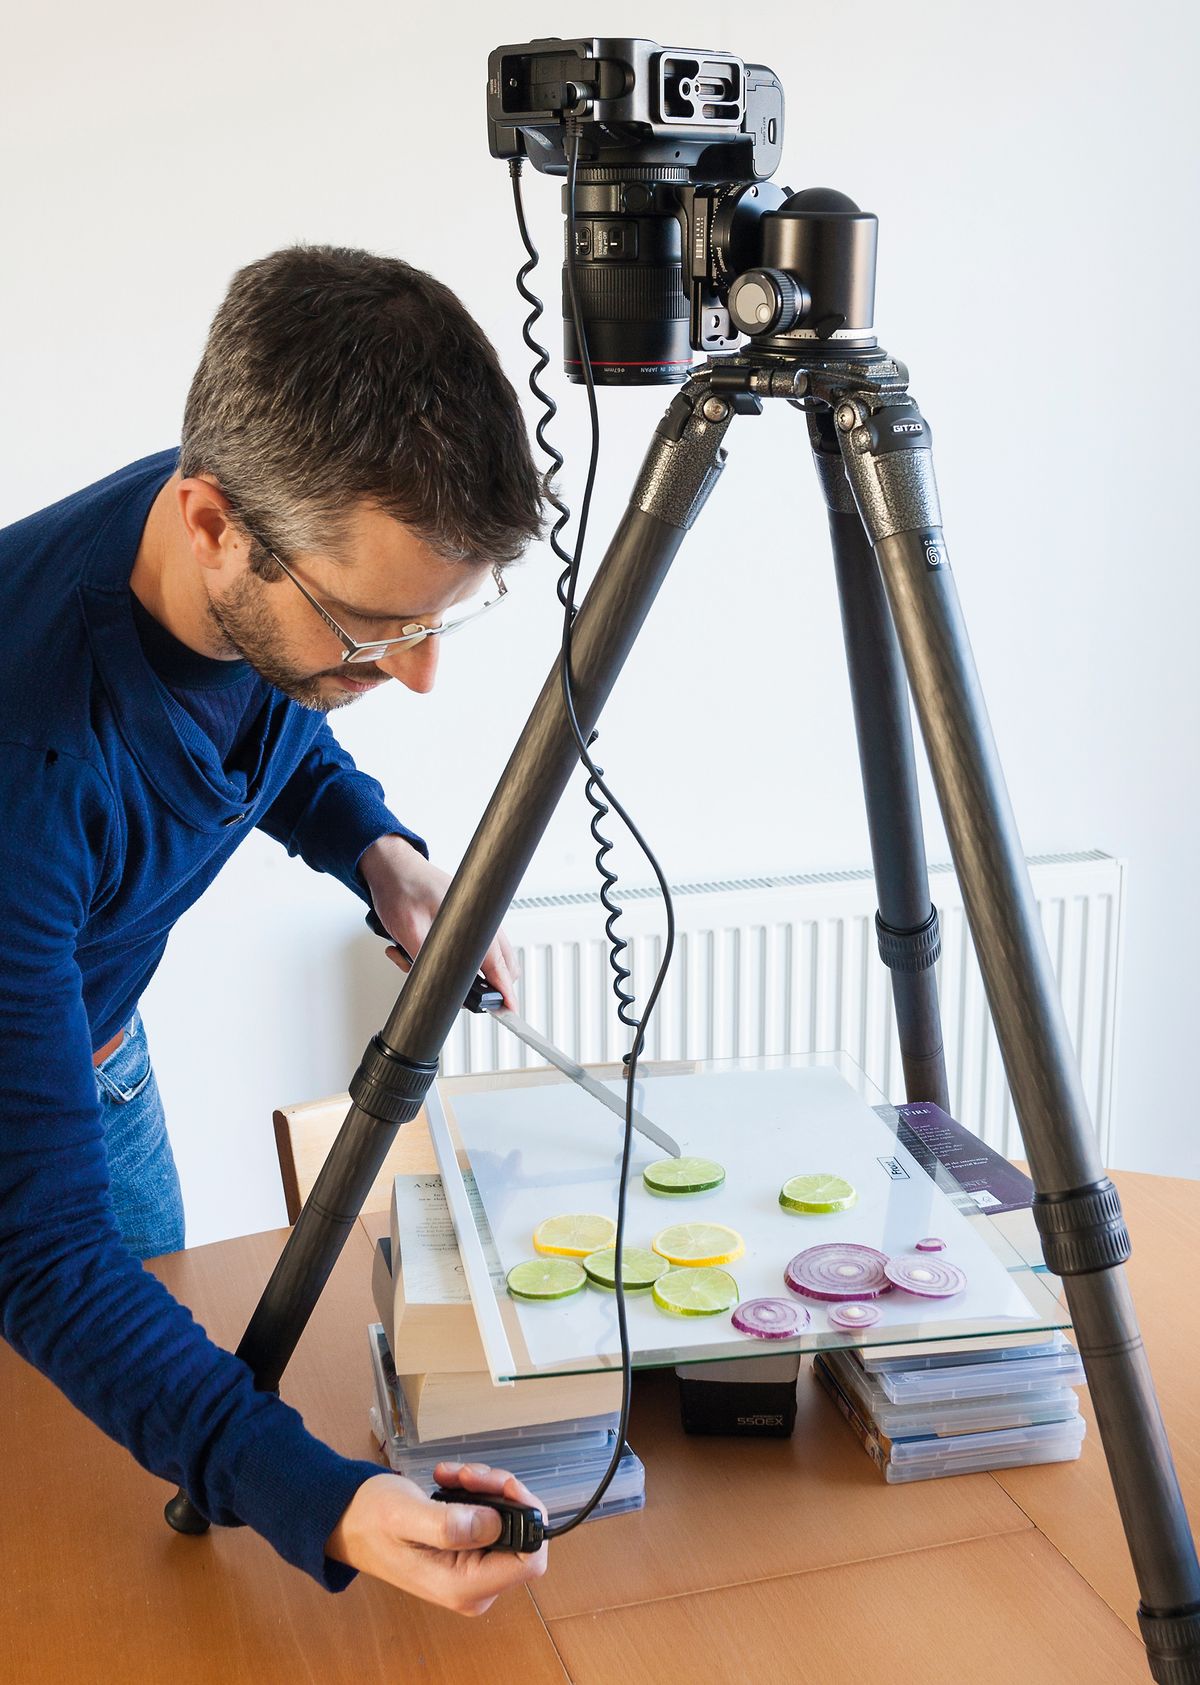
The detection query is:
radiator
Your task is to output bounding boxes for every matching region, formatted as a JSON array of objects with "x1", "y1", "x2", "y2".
[{"x1": 442, "y1": 849, "x2": 1125, "y2": 1165}]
